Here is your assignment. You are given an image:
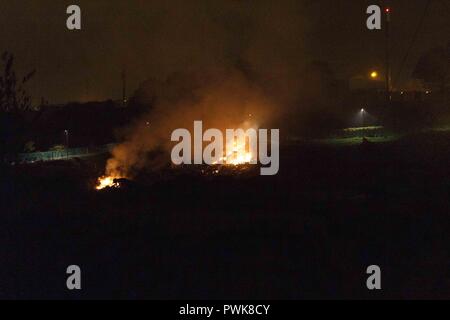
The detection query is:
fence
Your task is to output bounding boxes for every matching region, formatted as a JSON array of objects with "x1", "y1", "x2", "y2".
[
  {"x1": 335, "y1": 126, "x2": 387, "y2": 138},
  {"x1": 11, "y1": 143, "x2": 116, "y2": 164}
]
